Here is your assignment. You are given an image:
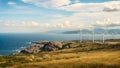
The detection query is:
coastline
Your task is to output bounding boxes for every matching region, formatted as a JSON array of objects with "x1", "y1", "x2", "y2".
[
  {"x1": 0, "y1": 39, "x2": 120, "y2": 68},
  {"x1": 19, "y1": 39, "x2": 120, "y2": 54}
]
